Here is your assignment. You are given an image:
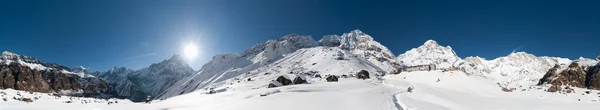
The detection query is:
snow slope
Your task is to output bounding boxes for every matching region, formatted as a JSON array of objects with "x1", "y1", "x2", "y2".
[
  {"x1": 0, "y1": 89, "x2": 136, "y2": 110},
  {"x1": 5, "y1": 70, "x2": 600, "y2": 110},
  {"x1": 384, "y1": 71, "x2": 600, "y2": 110},
  {"x1": 159, "y1": 30, "x2": 399, "y2": 99}
]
